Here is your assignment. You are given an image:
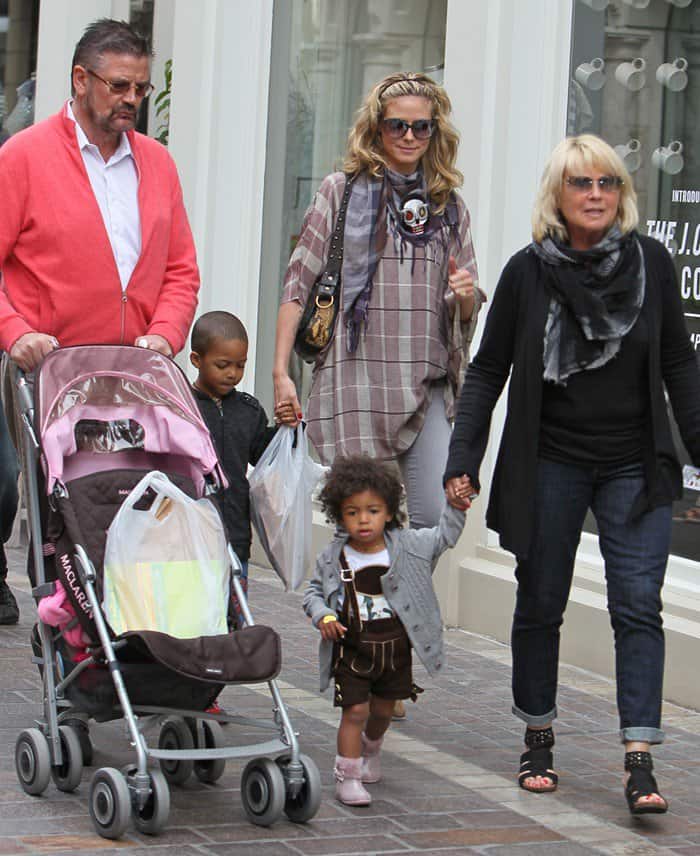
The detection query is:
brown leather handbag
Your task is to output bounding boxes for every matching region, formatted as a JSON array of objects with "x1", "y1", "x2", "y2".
[{"x1": 294, "y1": 174, "x2": 355, "y2": 363}]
